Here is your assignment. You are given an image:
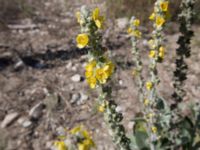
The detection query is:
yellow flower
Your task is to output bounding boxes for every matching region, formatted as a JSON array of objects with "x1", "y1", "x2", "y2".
[
  {"x1": 133, "y1": 30, "x2": 142, "y2": 38},
  {"x1": 78, "y1": 140, "x2": 94, "y2": 150},
  {"x1": 146, "y1": 81, "x2": 153, "y2": 90},
  {"x1": 160, "y1": 1, "x2": 169, "y2": 12},
  {"x1": 148, "y1": 39, "x2": 156, "y2": 49},
  {"x1": 149, "y1": 12, "x2": 155, "y2": 20},
  {"x1": 151, "y1": 126, "x2": 157, "y2": 133},
  {"x1": 149, "y1": 50, "x2": 156, "y2": 58},
  {"x1": 85, "y1": 71, "x2": 93, "y2": 78},
  {"x1": 92, "y1": 7, "x2": 104, "y2": 29},
  {"x1": 78, "y1": 143, "x2": 87, "y2": 150},
  {"x1": 54, "y1": 141, "x2": 68, "y2": 150},
  {"x1": 159, "y1": 46, "x2": 165, "y2": 59},
  {"x1": 104, "y1": 61, "x2": 114, "y2": 76},
  {"x1": 133, "y1": 19, "x2": 140, "y2": 27},
  {"x1": 98, "y1": 105, "x2": 105, "y2": 112},
  {"x1": 98, "y1": 101, "x2": 108, "y2": 113},
  {"x1": 147, "y1": 113, "x2": 155, "y2": 118},
  {"x1": 85, "y1": 60, "x2": 97, "y2": 71},
  {"x1": 76, "y1": 34, "x2": 89, "y2": 48},
  {"x1": 96, "y1": 68, "x2": 107, "y2": 84},
  {"x1": 144, "y1": 99, "x2": 150, "y2": 106},
  {"x1": 127, "y1": 27, "x2": 133, "y2": 34},
  {"x1": 70, "y1": 125, "x2": 82, "y2": 134},
  {"x1": 156, "y1": 16, "x2": 165, "y2": 27},
  {"x1": 85, "y1": 60, "x2": 97, "y2": 78},
  {"x1": 87, "y1": 76, "x2": 97, "y2": 89},
  {"x1": 76, "y1": 11, "x2": 84, "y2": 25}
]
